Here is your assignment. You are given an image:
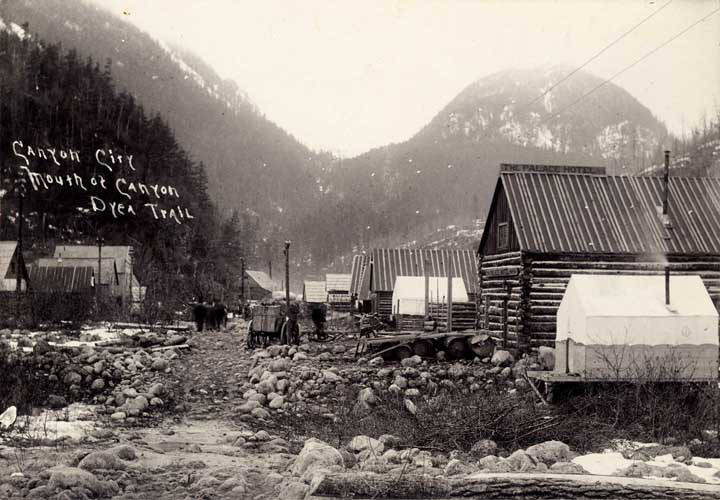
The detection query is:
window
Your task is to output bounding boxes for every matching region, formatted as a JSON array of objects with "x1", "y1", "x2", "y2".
[{"x1": 497, "y1": 222, "x2": 509, "y2": 250}]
